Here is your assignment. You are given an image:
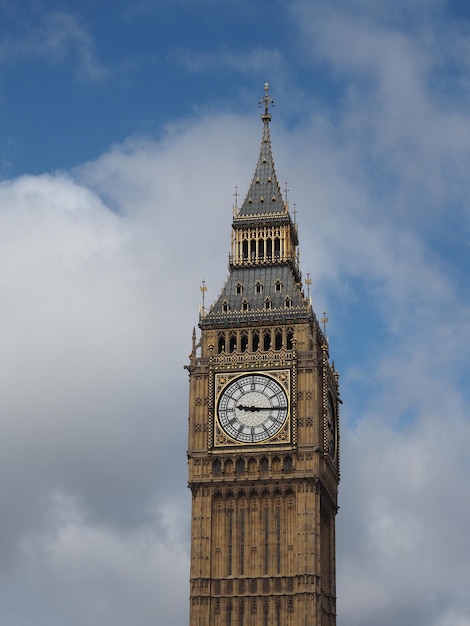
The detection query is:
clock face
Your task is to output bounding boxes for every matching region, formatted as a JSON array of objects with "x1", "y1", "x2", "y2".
[
  {"x1": 326, "y1": 393, "x2": 336, "y2": 460},
  {"x1": 217, "y1": 374, "x2": 289, "y2": 444}
]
